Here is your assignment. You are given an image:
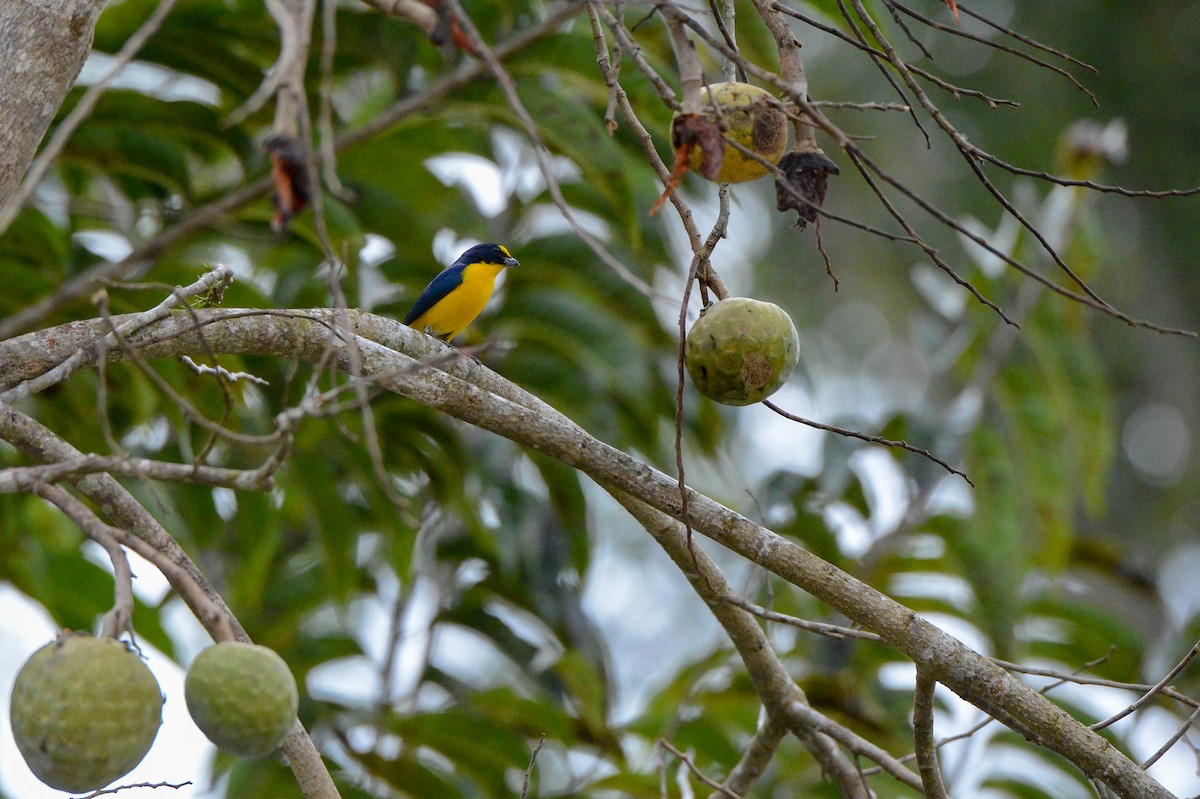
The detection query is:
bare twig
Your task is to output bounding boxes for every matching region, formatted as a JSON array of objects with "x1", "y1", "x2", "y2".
[
  {"x1": 787, "y1": 700, "x2": 925, "y2": 792},
  {"x1": 520, "y1": 734, "x2": 546, "y2": 799},
  {"x1": 27, "y1": 482, "x2": 134, "y2": 639},
  {"x1": 763, "y1": 400, "x2": 972, "y2": 484},
  {"x1": 724, "y1": 594, "x2": 883, "y2": 641},
  {"x1": 1092, "y1": 641, "x2": 1200, "y2": 732},
  {"x1": 317, "y1": 0, "x2": 351, "y2": 199},
  {"x1": 0, "y1": 452, "x2": 273, "y2": 492},
  {"x1": 180, "y1": 354, "x2": 270, "y2": 386},
  {"x1": 660, "y1": 739, "x2": 743, "y2": 799},
  {"x1": 889, "y1": 0, "x2": 1097, "y2": 105},
  {"x1": 359, "y1": 0, "x2": 436, "y2": 34},
  {"x1": 226, "y1": 0, "x2": 316, "y2": 128},
  {"x1": 971, "y1": 147, "x2": 1200, "y2": 198},
  {"x1": 1140, "y1": 705, "x2": 1200, "y2": 770},
  {"x1": 75, "y1": 780, "x2": 192, "y2": 799},
  {"x1": 993, "y1": 659, "x2": 1199, "y2": 711},
  {"x1": 769, "y1": 3, "x2": 1019, "y2": 107},
  {"x1": 955, "y1": 2, "x2": 1097, "y2": 72},
  {"x1": 1, "y1": 264, "x2": 233, "y2": 404},
  {"x1": 913, "y1": 672, "x2": 951, "y2": 799}
]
